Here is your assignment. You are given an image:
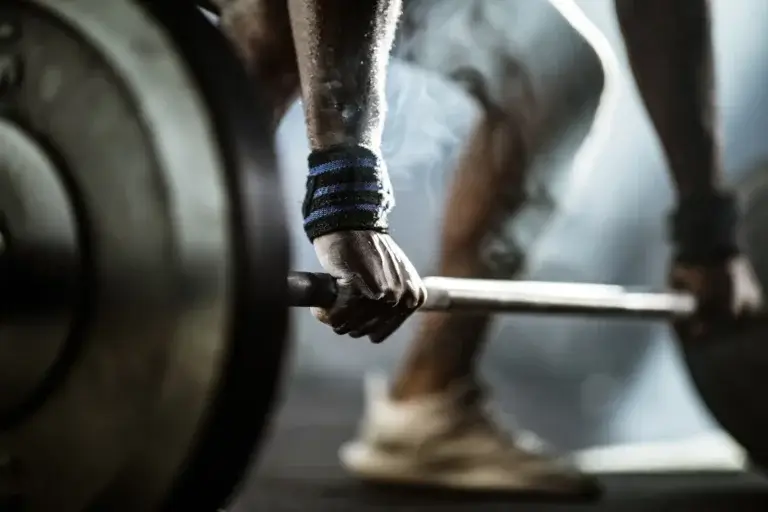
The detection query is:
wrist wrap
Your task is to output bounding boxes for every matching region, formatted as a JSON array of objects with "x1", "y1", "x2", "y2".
[
  {"x1": 669, "y1": 190, "x2": 741, "y2": 264},
  {"x1": 303, "y1": 145, "x2": 394, "y2": 241}
]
